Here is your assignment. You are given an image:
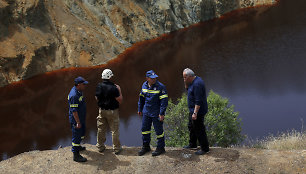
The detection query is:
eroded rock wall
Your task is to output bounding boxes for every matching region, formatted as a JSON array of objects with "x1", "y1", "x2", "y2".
[{"x1": 0, "y1": 0, "x2": 275, "y2": 86}]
